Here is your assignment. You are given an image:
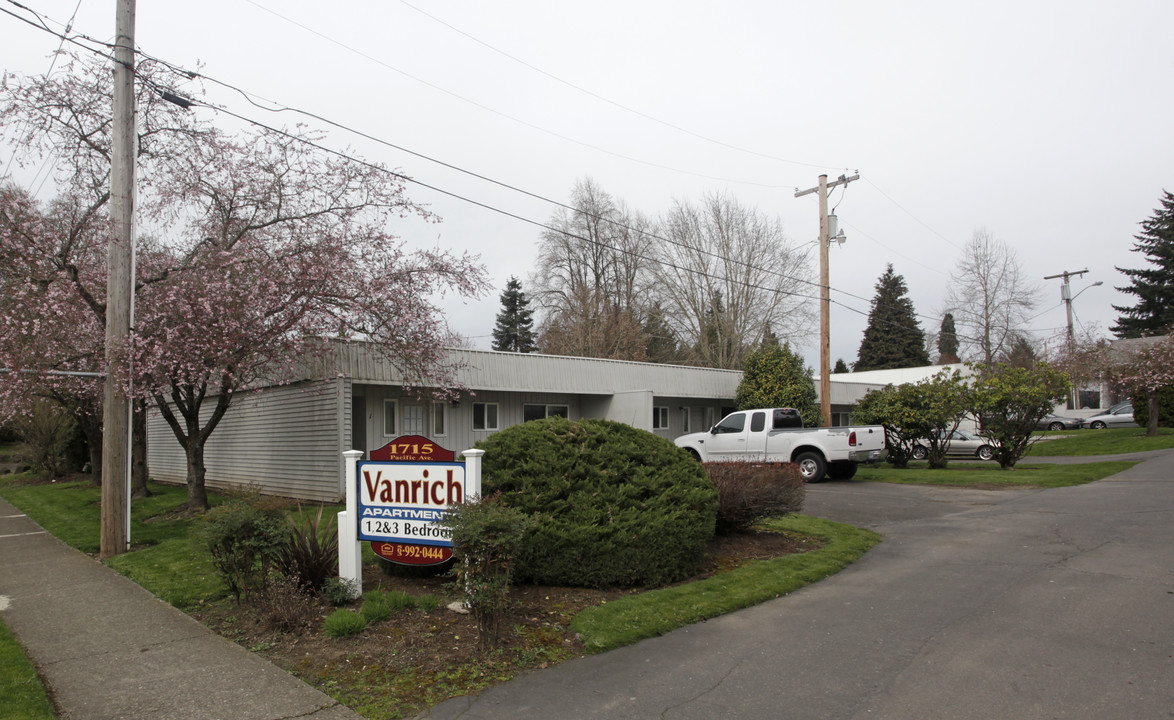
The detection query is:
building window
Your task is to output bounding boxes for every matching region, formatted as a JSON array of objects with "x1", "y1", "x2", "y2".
[
  {"x1": 383, "y1": 399, "x2": 397, "y2": 436},
  {"x1": 653, "y1": 406, "x2": 669, "y2": 429},
  {"x1": 432, "y1": 402, "x2": 447, "y2": 436},
  {"x1": 681, "y1": 407, "x2": 691, "y2": 433},
  {"x1": 705, "y1": 407, "x2": 716, "y2": 430},
  {"x1": 473, "y1": 402, "x2": 499, "y2": 431},
  {"x1": 402, "y1": 403, "x2": 426, "y2": 435},
  {"x1": 524, "y1": 404, "x2": 570, "y2": 422}
]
